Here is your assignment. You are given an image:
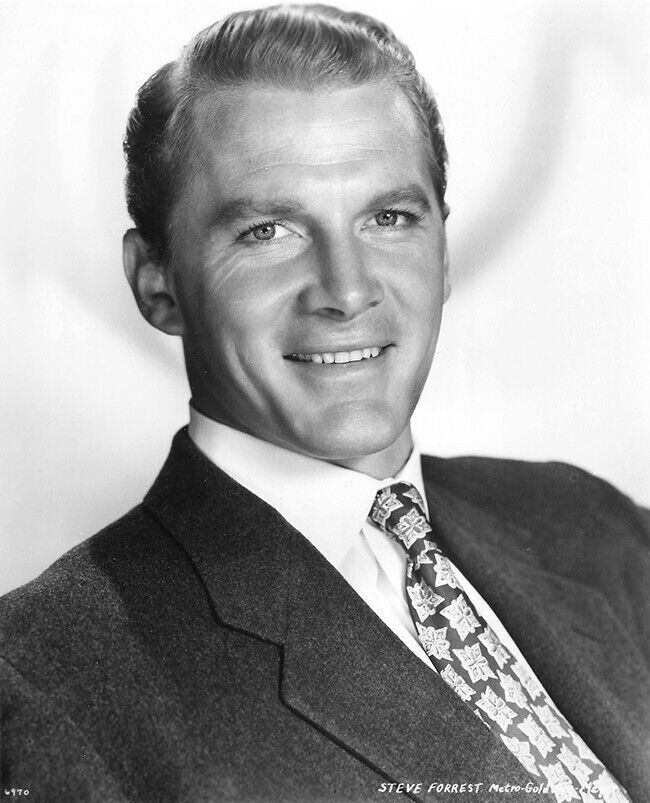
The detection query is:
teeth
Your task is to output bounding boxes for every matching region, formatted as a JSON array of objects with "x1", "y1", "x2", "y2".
[{"x1": 290, "y1": 347, "x2": 384, "y2": 363}]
